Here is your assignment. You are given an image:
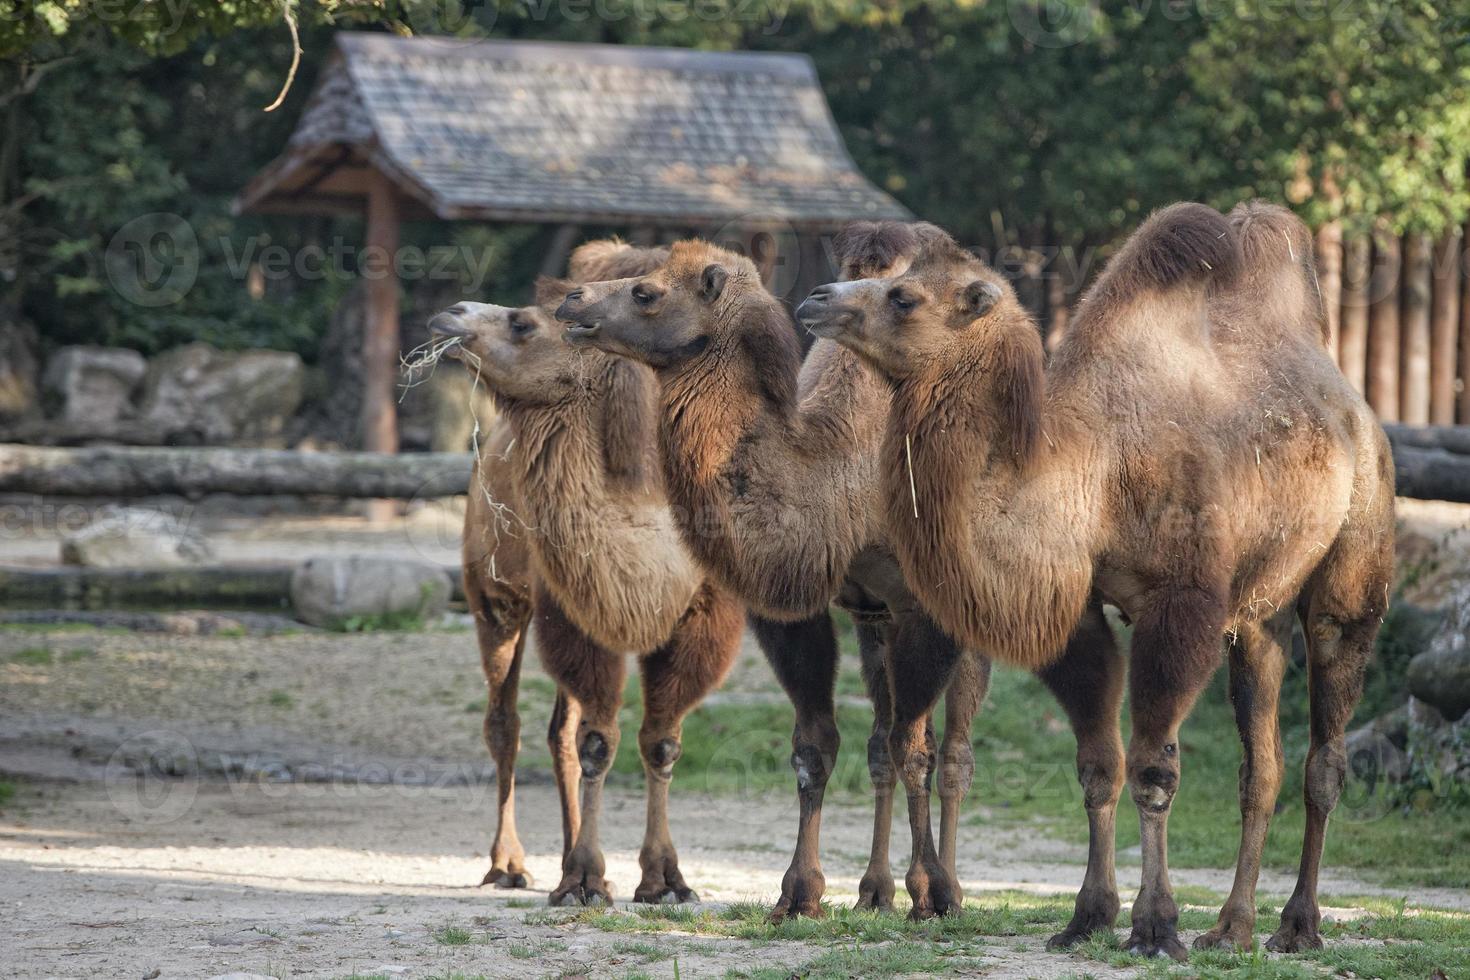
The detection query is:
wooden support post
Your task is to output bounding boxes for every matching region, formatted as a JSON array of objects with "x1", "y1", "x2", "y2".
[
  {"x1": 1400, "y1": 231, "x2": 1433, "y2": 424},
  {"x1": 539, "y1": 222, "x2": 581, "y2": 279},
  {"x1": 363, "y1": 171, "x2": 401, "y2": 523},
  {"x1": 1462, "y1": 222, "x2": 1470, "y2": 425},
  {"x1": 1431, "y1": 230, "x2": 1462, "y2": 425},
  {"x1": 1367, "y1": 231, "x2": 1401, "y2": 421},
  {"x1": 1315, "y1": 221, "x2": 1342, "y2": 363},
  {"x1": 1339, "y1": 234, "x2": 1370, "y2": 395}
]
